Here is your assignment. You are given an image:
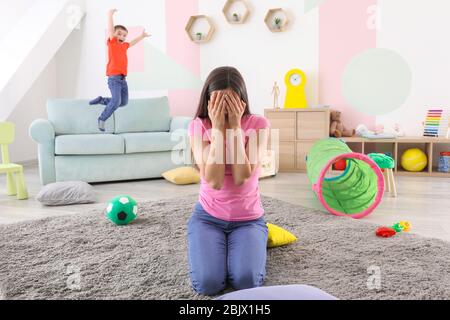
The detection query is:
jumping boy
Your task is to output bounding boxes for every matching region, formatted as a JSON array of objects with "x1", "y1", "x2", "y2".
[{"x1": 90, "y1": 9, "x2": 150, "y2": 131}]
